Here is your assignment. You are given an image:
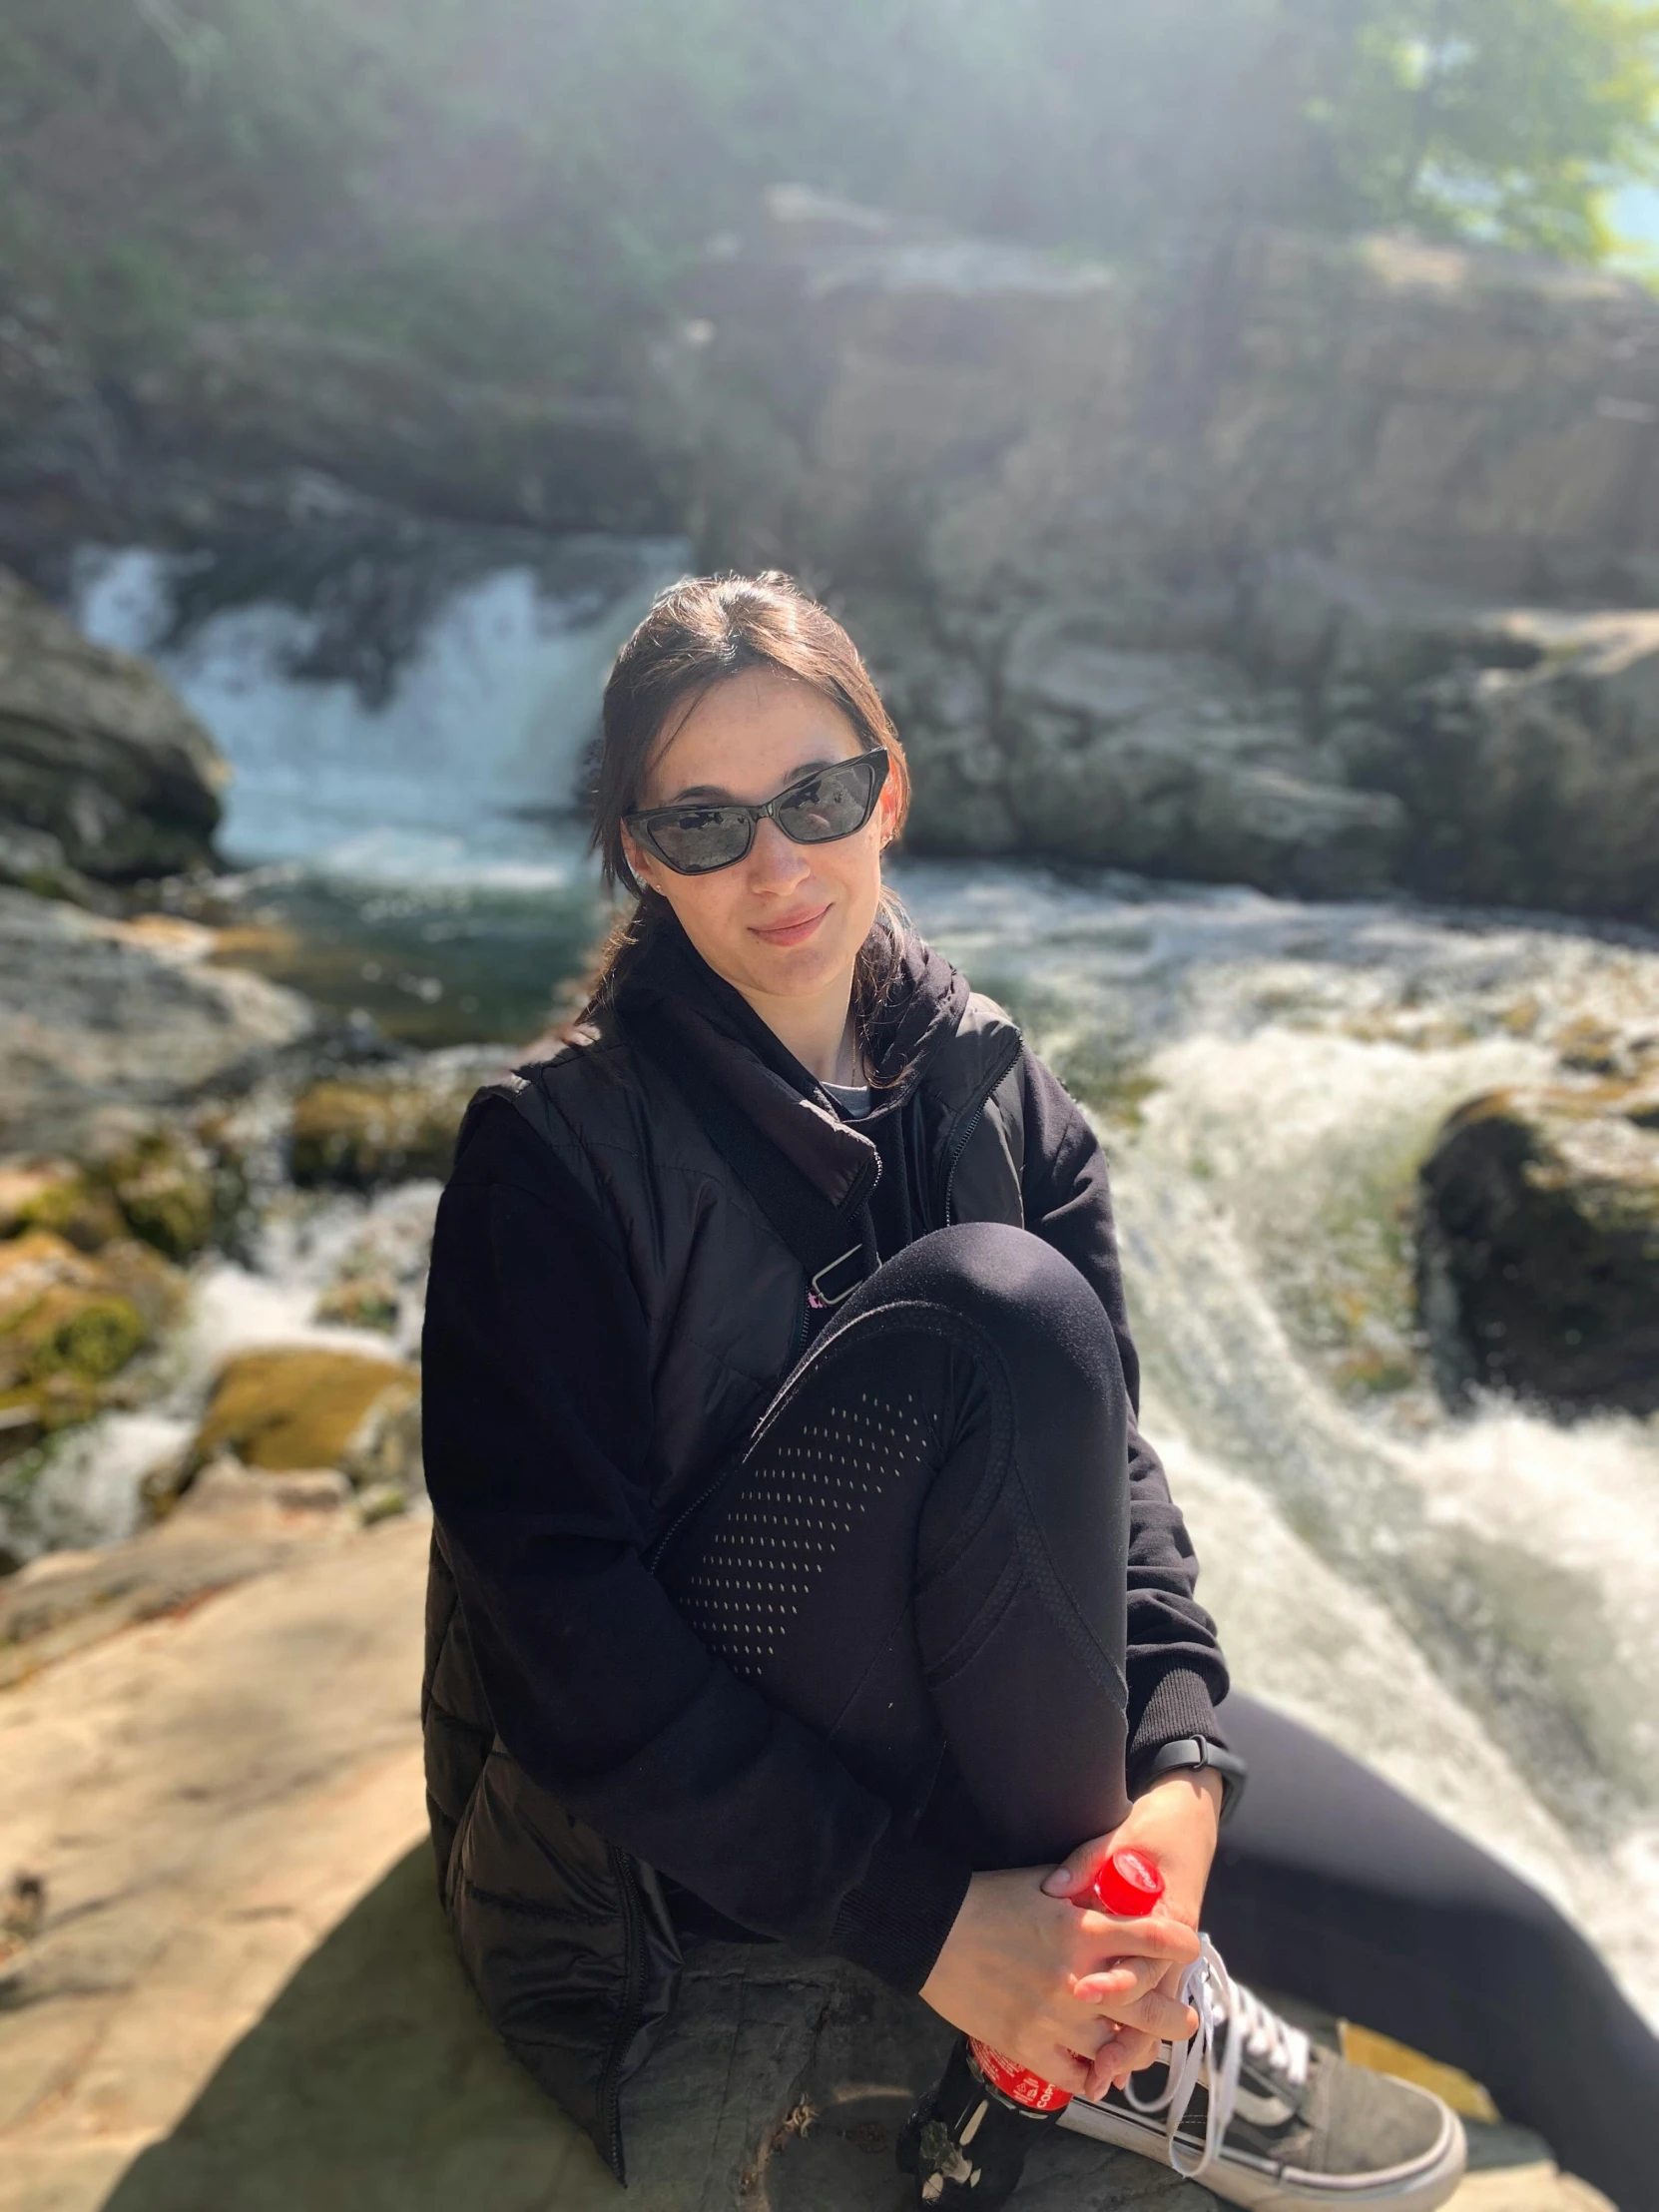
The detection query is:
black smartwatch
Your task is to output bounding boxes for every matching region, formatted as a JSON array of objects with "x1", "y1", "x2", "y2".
[{"x1": 1137, "y1": 1737, "x2": 1248, "y2": 1825}]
